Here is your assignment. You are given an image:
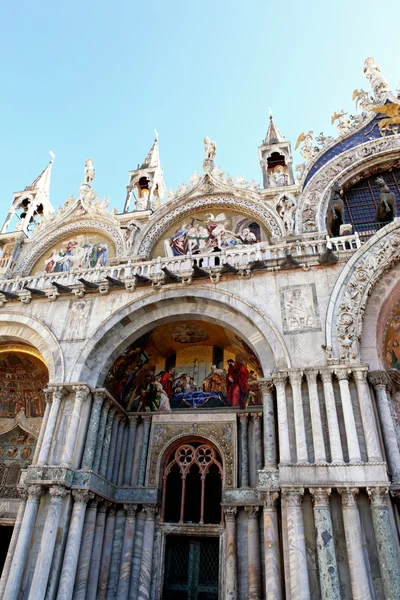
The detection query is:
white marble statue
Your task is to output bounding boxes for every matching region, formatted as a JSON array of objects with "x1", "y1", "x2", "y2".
[
  {"x1": 125, "y1": 222, "x2": 139, "y2": 253},
  {"x1": 84, "y1": 159, "x2": 95, "y2": 184},
  {"x1": 277, "y1": 195, "x2": 296, "y2": 235},
  {"x1": 363, "y1": 57, "x2": 389, "y2": 99},
  {"x1": 135, "y1": 189, "x2": 149, "y2": 211},
  {"x1": 331, "y1": 111, "x2": 351, "y2": 137},
  {"x1": 204, "y1": 137, "x2": 217, "y2": 160},
  {"x1": 295, "y1": 131, "x2": 318, "y2": 162},
  {"x1": 269, "y1": 166, "x2": 288, "y2": 188}
]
